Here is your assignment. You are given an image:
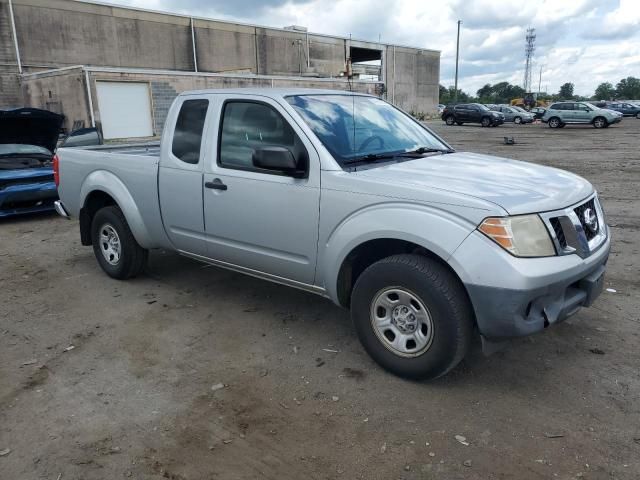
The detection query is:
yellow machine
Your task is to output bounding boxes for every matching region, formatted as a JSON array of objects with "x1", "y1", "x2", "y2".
[{"x1": 511, "y1": 93, "x2": 548, "y2": 110}]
